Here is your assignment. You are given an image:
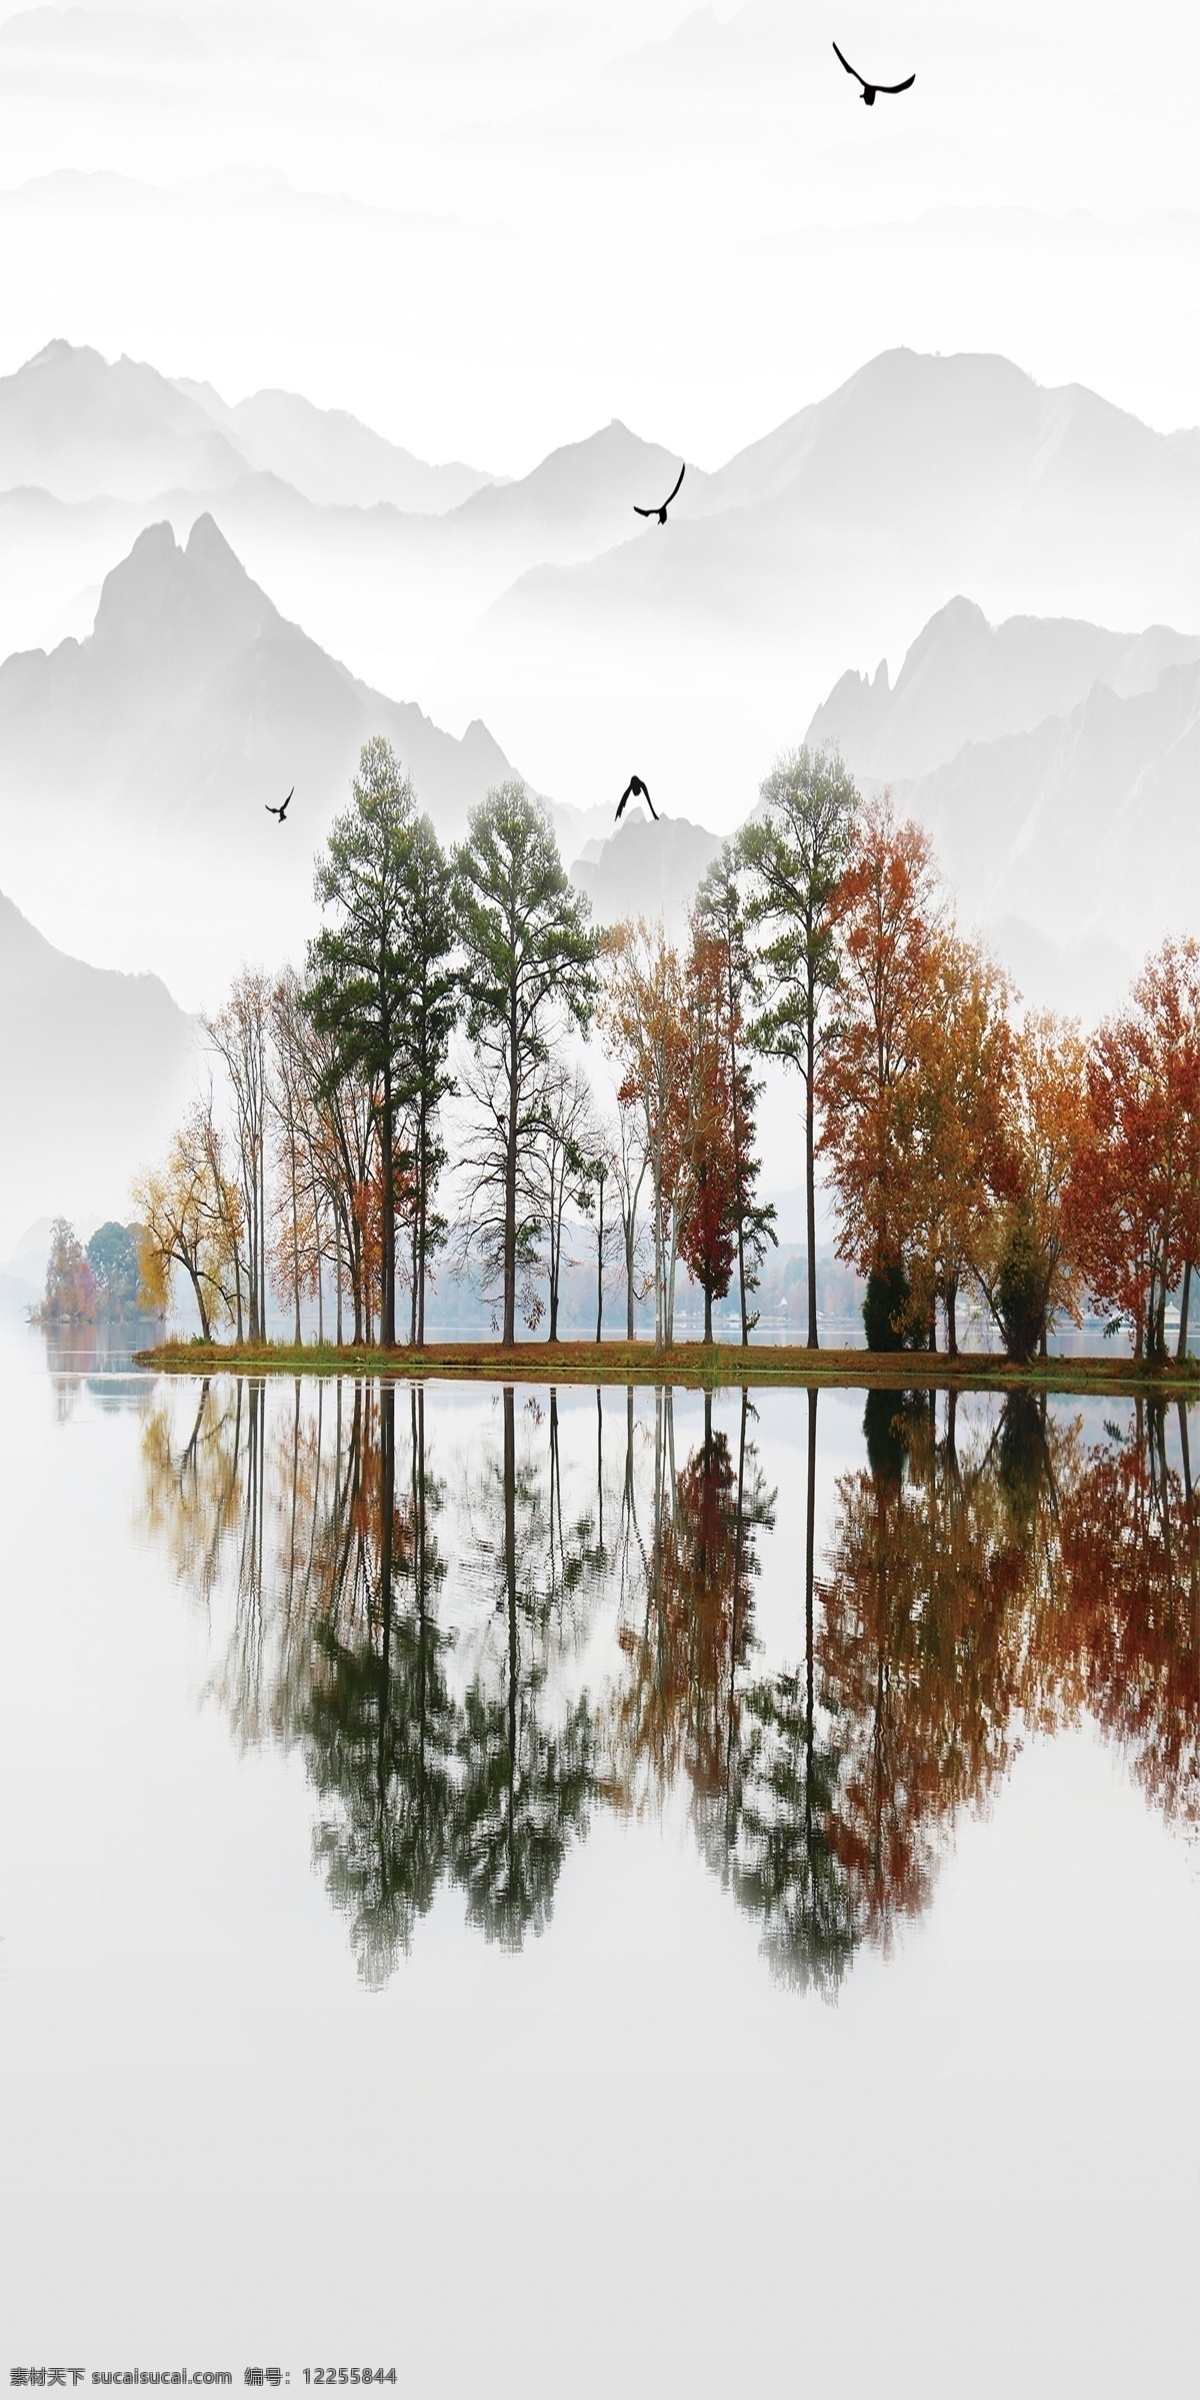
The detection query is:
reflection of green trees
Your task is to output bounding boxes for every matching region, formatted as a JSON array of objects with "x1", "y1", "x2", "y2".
[
  {"x1": 451, "y1": 1389, "x2": 599, "y2": 1948},
  {"x1": 303, "y1": 1386, "x2": 459, "y2": 1987},
  {"x1": 140, "y1": 1371, "x2": 606, "y2": 1979},
  {"x1": 718, "y1": 1390, "x2": 856, "y2": 1997},
  {"x1": 139, "y1": 1373, "x2": 1198, "y2": 1991}
]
